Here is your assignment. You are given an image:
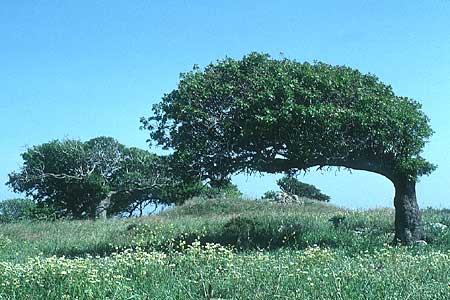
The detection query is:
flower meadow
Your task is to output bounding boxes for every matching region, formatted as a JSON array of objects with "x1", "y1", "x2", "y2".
[
  {"x1": 0, "y1": 198, "x2": 449, "y2": 299},
  {"x1": 1, "y1": 244, "x2": 449, "y2": 299}
]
